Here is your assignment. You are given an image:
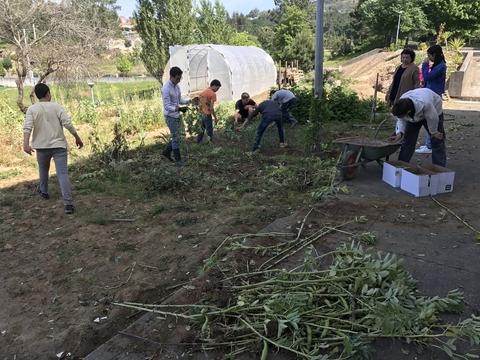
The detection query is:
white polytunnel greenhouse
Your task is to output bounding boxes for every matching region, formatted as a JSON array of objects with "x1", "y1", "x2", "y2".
[{"x1": 162, "y1": 44, "x2": 277, "y2": 101}]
